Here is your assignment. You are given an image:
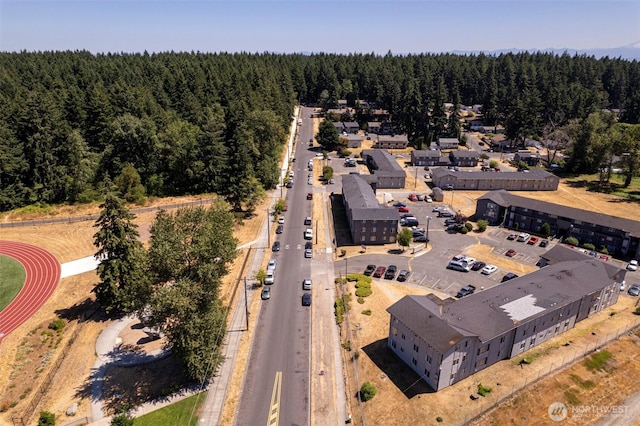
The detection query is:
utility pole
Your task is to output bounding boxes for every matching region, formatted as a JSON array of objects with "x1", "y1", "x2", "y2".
[
  {"x1": 267, "y1": 207, "x2": 271, "y2": 249},
  {"x1": 244, "y1": 277, "x2": 249, "y2": 331}
]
